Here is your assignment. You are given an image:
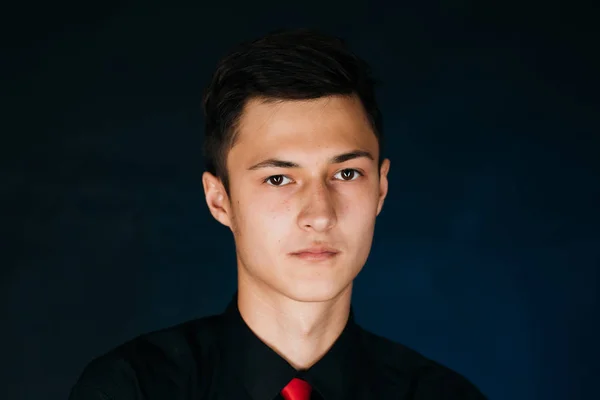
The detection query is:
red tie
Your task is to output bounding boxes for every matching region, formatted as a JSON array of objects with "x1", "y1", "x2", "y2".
[{"x1": 281, "y1": 377, "x2": 312, "y2": 400}]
